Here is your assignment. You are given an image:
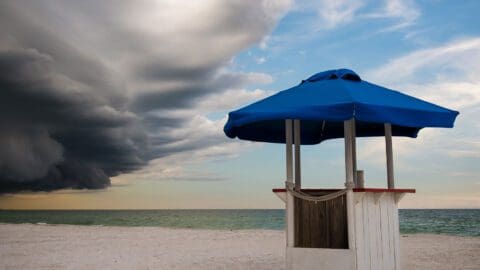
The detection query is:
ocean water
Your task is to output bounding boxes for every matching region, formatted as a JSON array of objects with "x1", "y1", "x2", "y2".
[
  {"x1": 0, "y1": 209, "x2": 478, "y2": 237},
  {"x1": 399, "y1": 209, "x2": 479, "y2": 237}
]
